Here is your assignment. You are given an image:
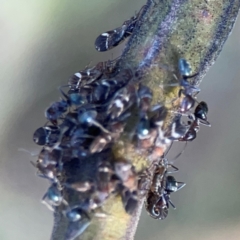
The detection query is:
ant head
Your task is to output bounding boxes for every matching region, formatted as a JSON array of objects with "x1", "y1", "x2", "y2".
[
  {"x1": 194, "y1": 101, "x2": 211, "y2": 126},
  {"x1": 165, "y1": 175, "x2": 186, "y2": 193}
]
